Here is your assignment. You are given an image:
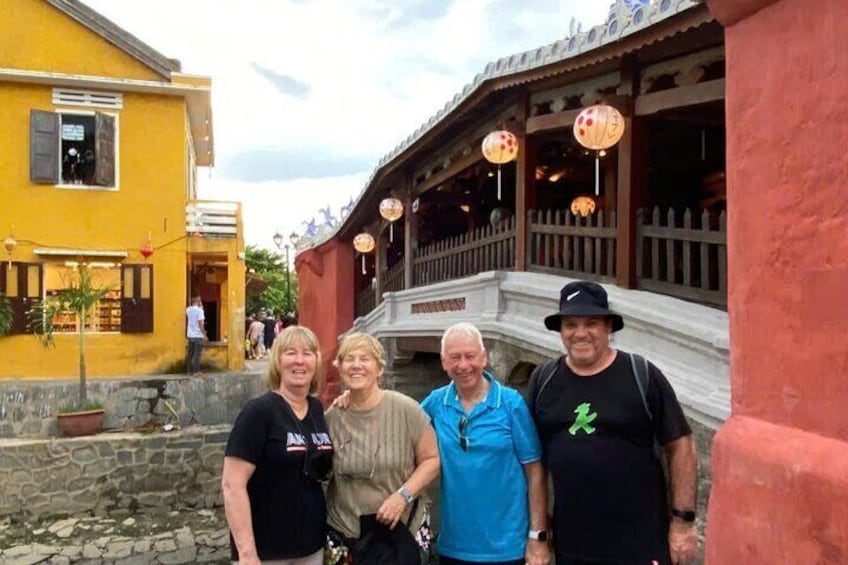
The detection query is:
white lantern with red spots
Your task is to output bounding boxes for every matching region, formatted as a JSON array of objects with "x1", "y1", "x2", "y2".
[
  {"x1": 573, "y1": 105, "x2": 625, "y2": 195},
  {"x1": 353, "y1": 232, "x2": 375, "y2": 275},
  {"x1": 379, "y1": 197, "x2": 404, "y2": 243},
  {"x1": 570, "y1": 196, "x2": 597, "y2": 218},
  {"x1": 481, "y1": 130, "x2": 519, "y2": 200}
]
